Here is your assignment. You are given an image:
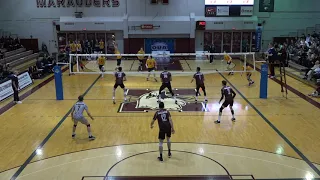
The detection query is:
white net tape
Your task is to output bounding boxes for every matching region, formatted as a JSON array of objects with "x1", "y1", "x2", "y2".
[{"x1": 58, "y1": 52, "x2": 256, "y2": 75}]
